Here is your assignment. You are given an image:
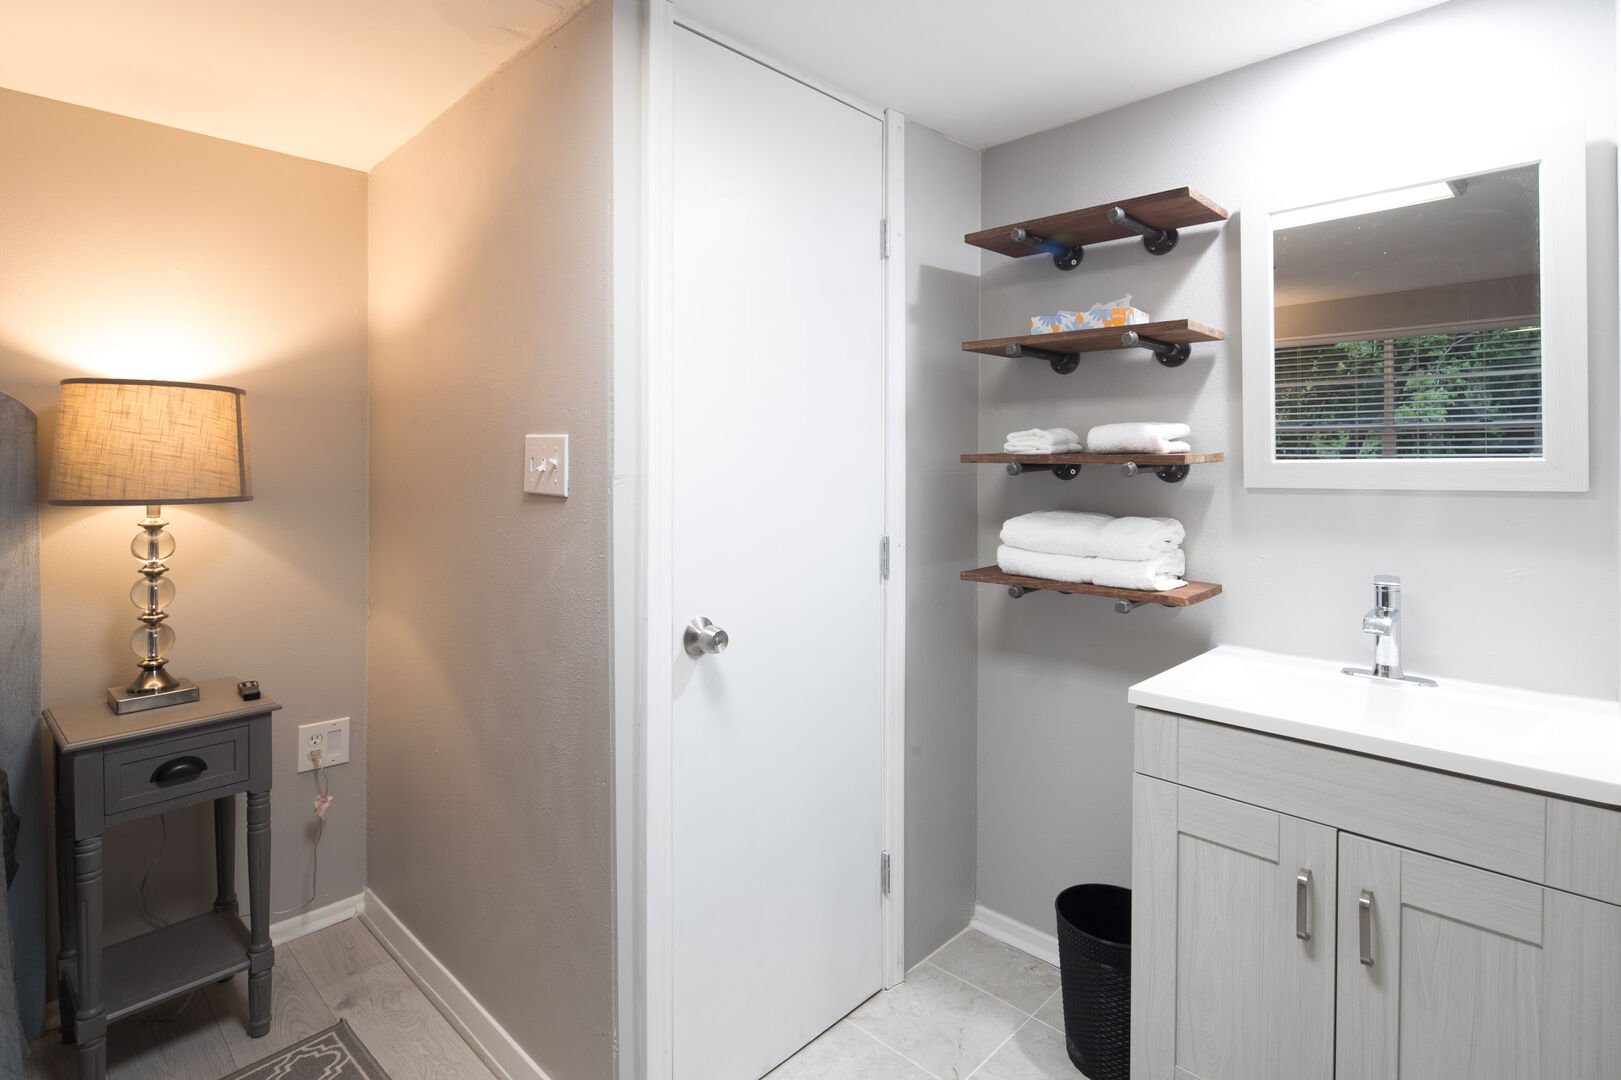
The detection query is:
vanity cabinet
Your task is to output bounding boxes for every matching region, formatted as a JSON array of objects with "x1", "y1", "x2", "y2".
[{"x1": 1133, "y1": 708, "x2": 1621, "y2": 1080}]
